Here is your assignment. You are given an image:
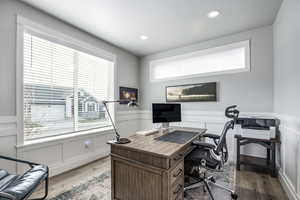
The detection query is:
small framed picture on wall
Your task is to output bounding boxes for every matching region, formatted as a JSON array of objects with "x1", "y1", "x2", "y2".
[{"x1": 119, "y1": 87, "x2": 138, "y2": 104}]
